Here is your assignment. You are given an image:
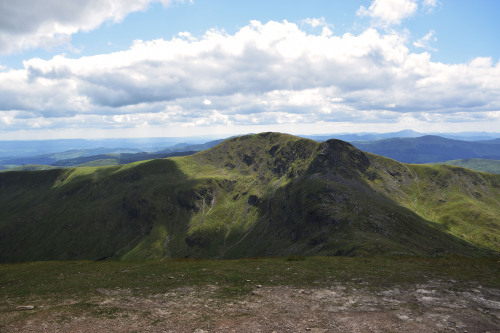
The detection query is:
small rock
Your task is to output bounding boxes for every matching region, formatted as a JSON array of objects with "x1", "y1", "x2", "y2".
[
  {"x1": 16, "y1": 305, "x2": 34, "y2": 311},
  {"x1": 194, "y1": 329, "x2": 207, "y2": 333},
  {"x1": 168, "y1": 276, "x2": 174, "y2": 279},
  {"x1": 256, "y1": 284, "x2": 262, "y2": 288}
]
